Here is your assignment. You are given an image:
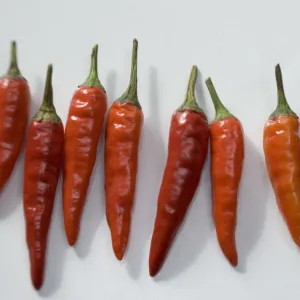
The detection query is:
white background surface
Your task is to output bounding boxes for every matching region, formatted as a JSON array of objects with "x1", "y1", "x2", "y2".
[{"x1": 0, "y1": 0, "x2": 300, "y2": 299}]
